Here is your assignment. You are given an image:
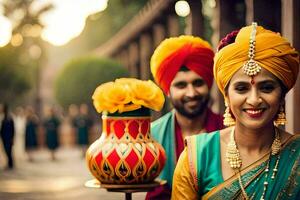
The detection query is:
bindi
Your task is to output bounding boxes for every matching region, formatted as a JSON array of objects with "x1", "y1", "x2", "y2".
[{"x1": 250, "y1": 76, "x2": 255, "y2": 84}]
